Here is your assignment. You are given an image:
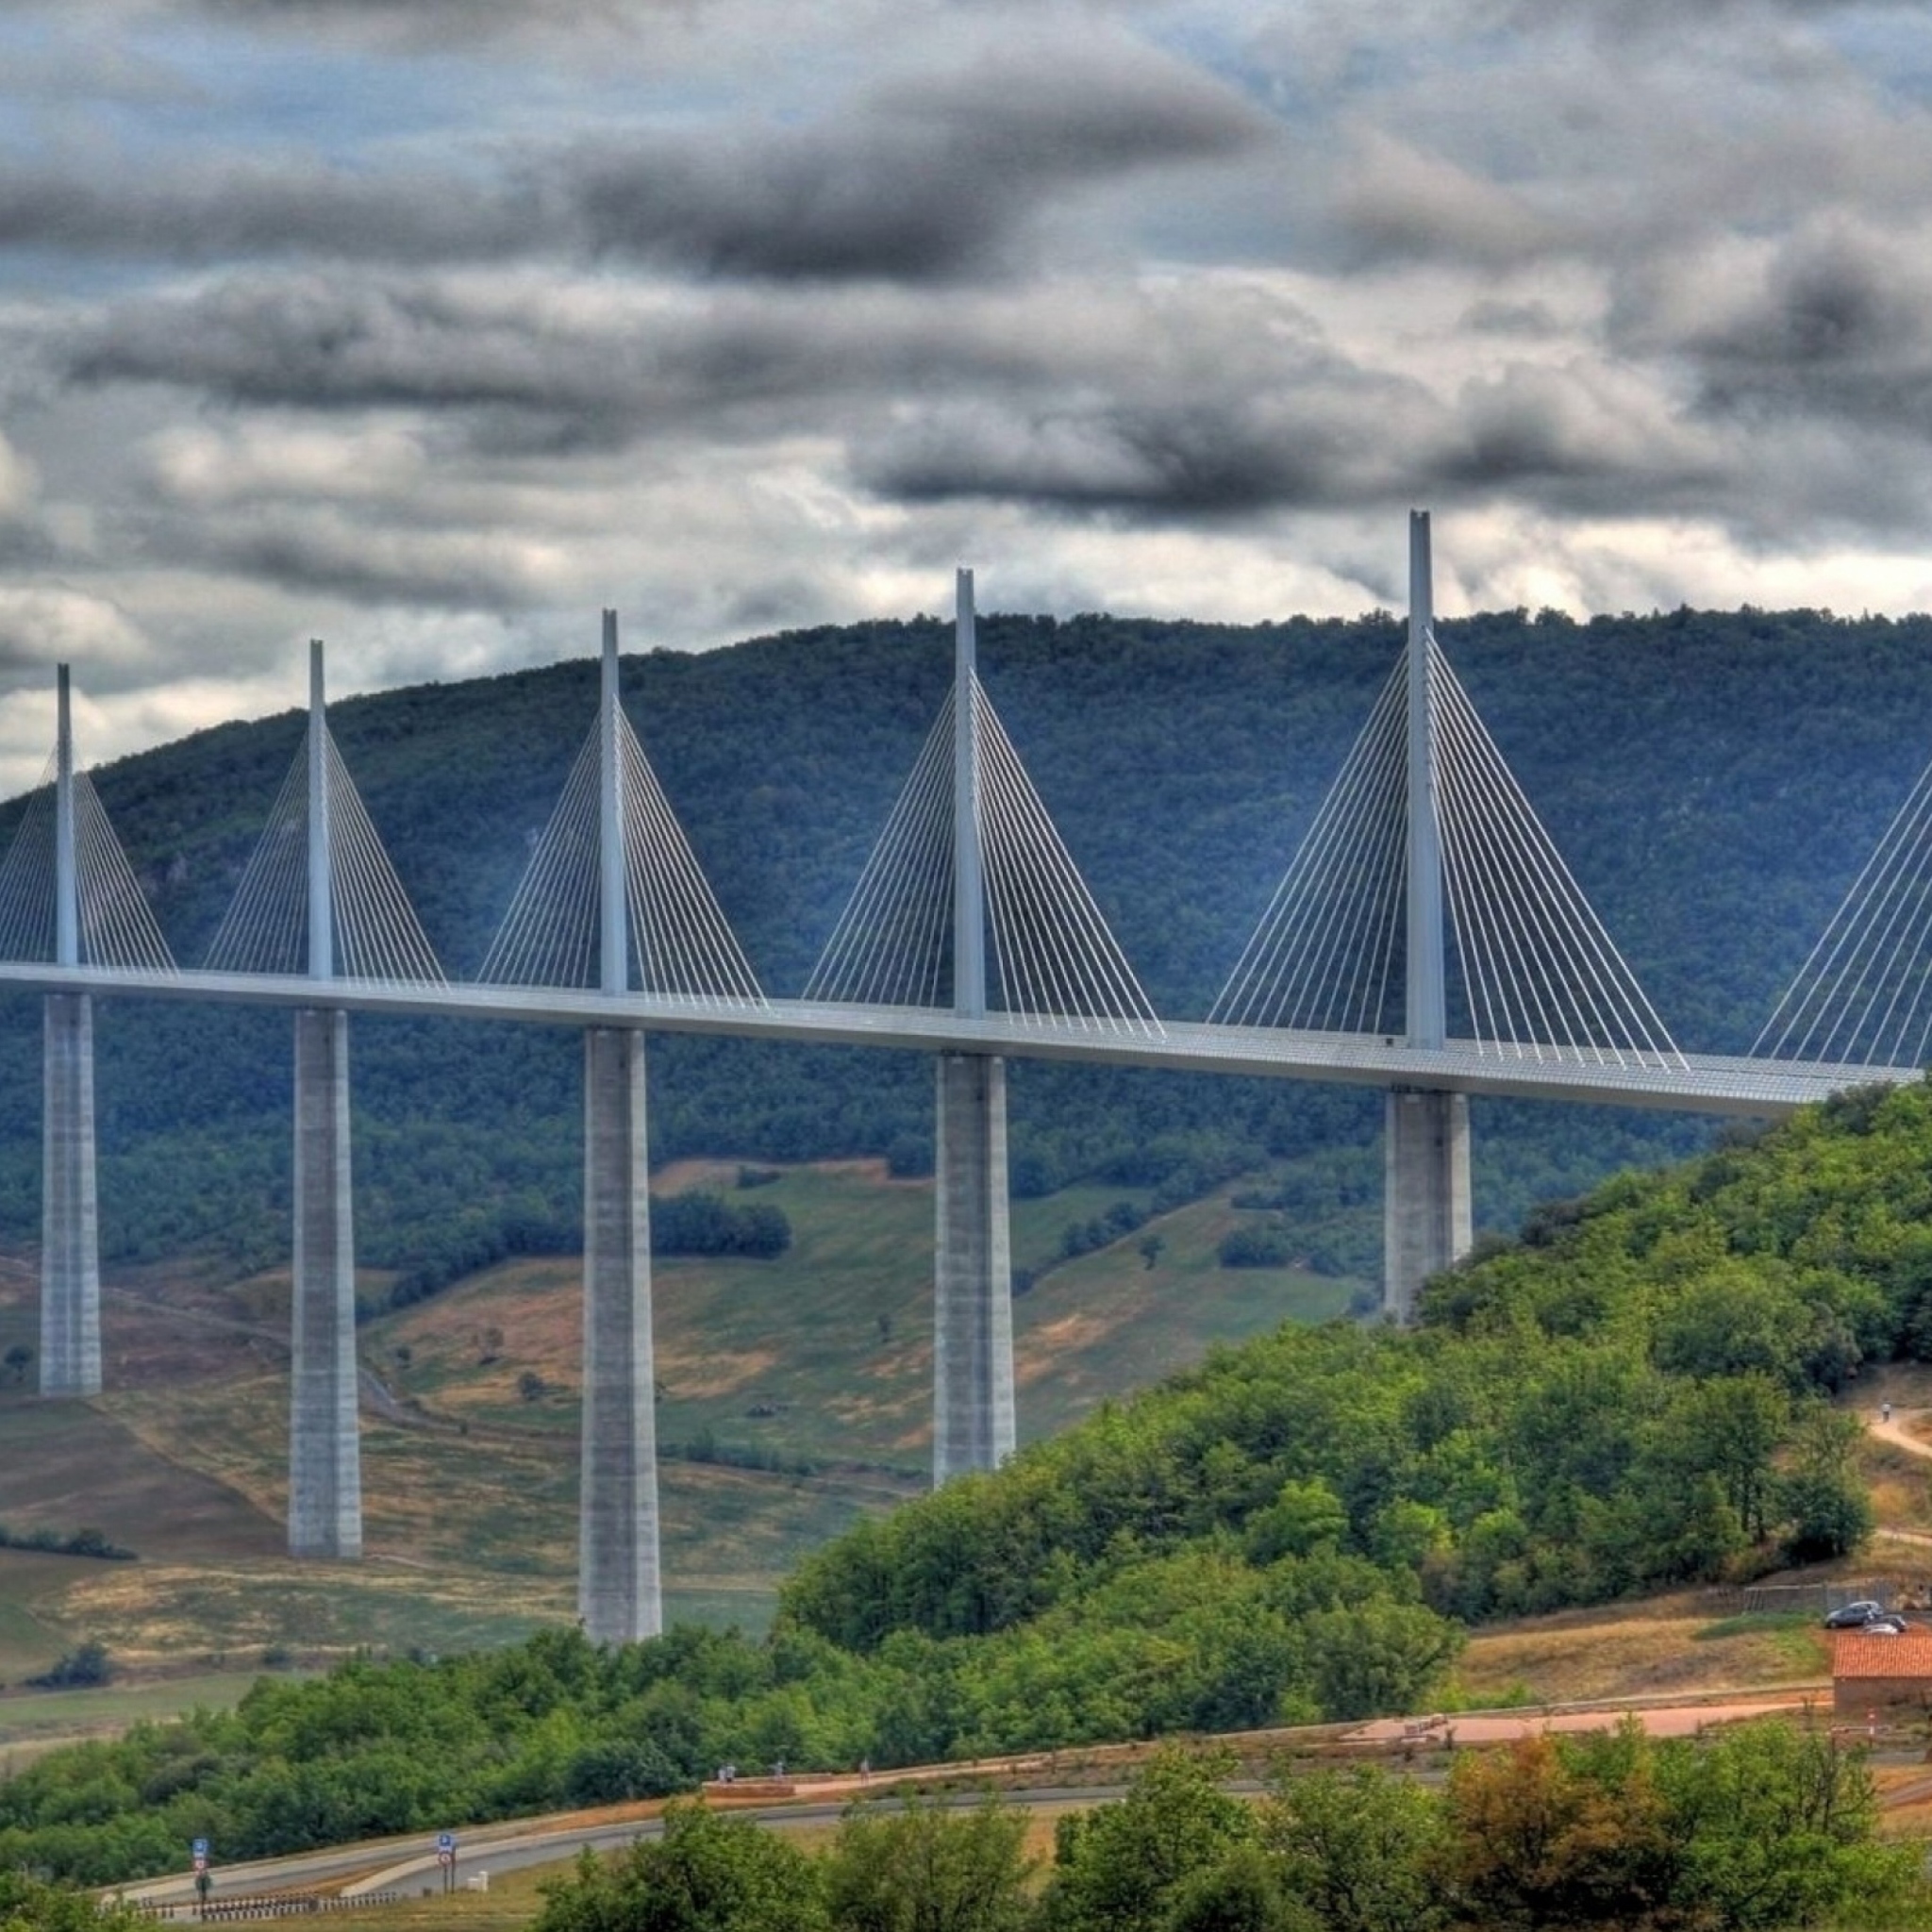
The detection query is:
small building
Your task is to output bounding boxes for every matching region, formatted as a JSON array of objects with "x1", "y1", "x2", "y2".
[{"x1": 1832, "y1": 1627, "x2": 1932, "y2": 1717}]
